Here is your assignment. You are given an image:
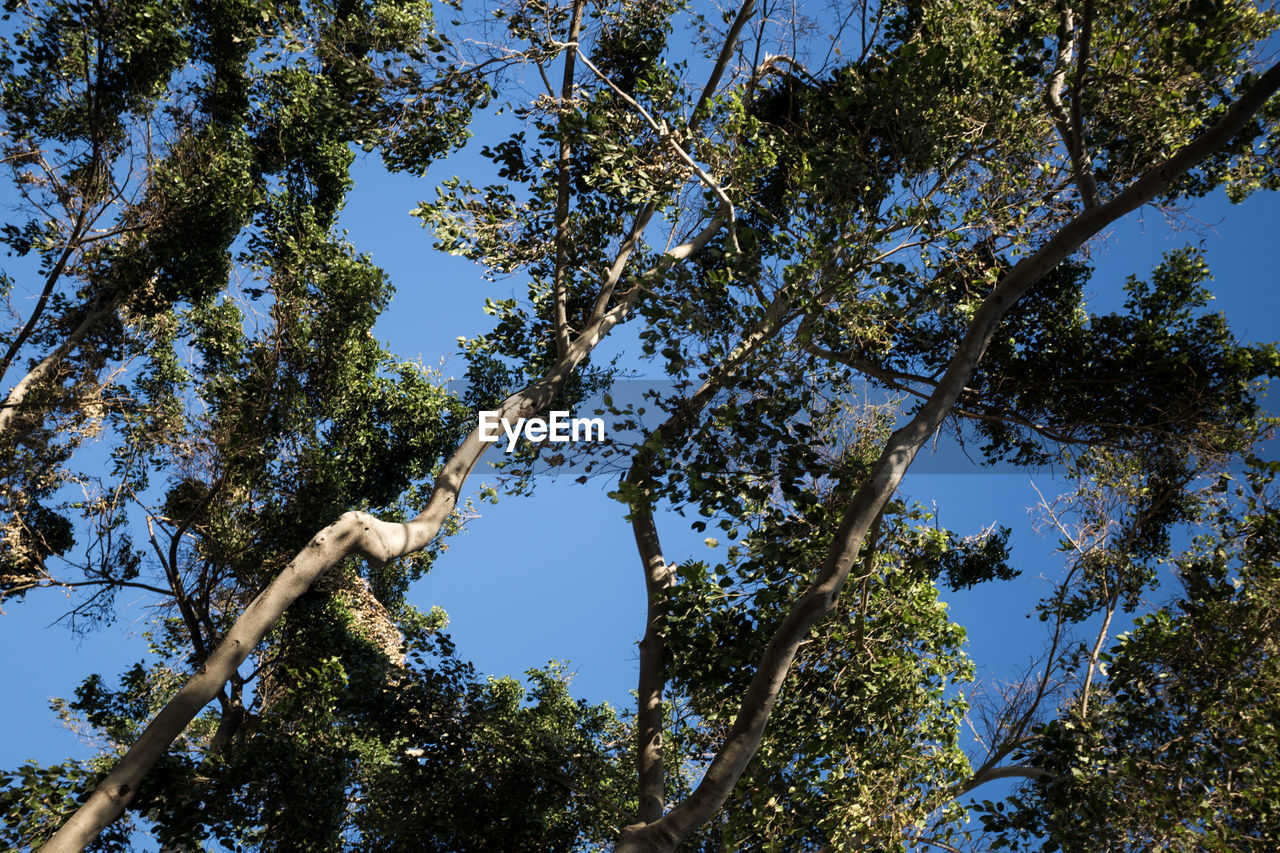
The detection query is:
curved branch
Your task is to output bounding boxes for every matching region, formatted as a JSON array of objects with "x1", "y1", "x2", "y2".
[
  {"x1": 958, "y1": 764, "x2": 1056, "y2": 796},
  {"x1": 43, "y1": 204, "x2": 729, "y2": 853}
]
